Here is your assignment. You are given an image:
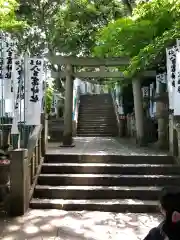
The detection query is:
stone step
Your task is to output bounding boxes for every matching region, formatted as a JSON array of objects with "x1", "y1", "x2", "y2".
[
  {"x1": 77, "y1": 133, "x2": 117, "y2": 137},
  {"x1": 41, "y1": 163, "x2": 180, "y2": 175},
  {"x1": 80, "y1": 97, "x2": 112, "y2": 101},
  {"x1": 76, "y1": 134, "x2": 118, "y2": 137},
  {"x1": 77, "y1": 123, "x2": 117, "y2": 128},
  {"x1": 48, "y1": 119, "x2": 64, "y2": 124},
  {"x1": 80, "y1": 94, "x2": 111, "y2": 99},
  {"x1": 77, "y1": 128, "x2": 117, "y2": 132},
  {"x1": 30, "y1": 198, "x2": 158, "y2": 213},
  {"x1": 77, "y1": 128, "x2": 118, "y2": 131},
  {"x1": 48, "y1": 126, "x2": 64, "y2": 131},
  {"x1": 78, "y1": 112, "x2": 115, "y2": 116},
  {"x1": 78, "y1": 115, "x2": 115, "y2": 119},
  {"x1": 80, "y1": 97, "x2": 112, "y2": 100},
  {"x1": 78, "y1": 122, "x2": 116, "y2": 126},
  {"x1": 80, "y1": 102, "x2": 113, "y2": 106},
  {"x1": 78, "y1": 111, "x2": 115, "y2": 114},
  {"x1": 79, "y1": 104, "x2": 113, "y2": 108},
  {"x1": 77, "y1": 119, "x2": 117, "y2": 122},
  {"x1": 77, "y1": 130, "x2": 118, "y2": 134},
  {"x1": 37, "y1": 174, "x2": 180, "y2": 186},
  {"x1": 80, "y1": 103, "x2": 113, "y2": 106},
  {"x1": 45, "y1": 154, "x2": 174, "y2": 164},
  {"x1": 34, "y1": 185, "x2": 161, "y2": 200},
  {"x1": 78, "y1": 118, "x2": 115, "y2": 122},
  {"x1": 77, "y1": 125, "x2": 117, "y2": 128},
  {"x1": 78, "y1": 108, "x2": 114, "y2": 112},
  {"x1": 80, "y1": 98, "x2": 112, "y2": 101}
]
